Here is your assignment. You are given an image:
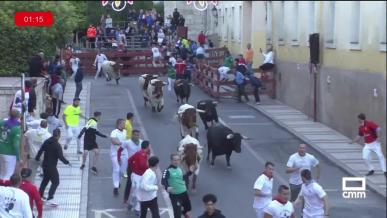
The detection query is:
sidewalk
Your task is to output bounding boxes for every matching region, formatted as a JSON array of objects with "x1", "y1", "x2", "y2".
[
  {"x1": 245, "y1": 97, "x2": 386, "y2": 198},
  {"x1": 33, "y1": 80, "x2": 91, "y2": 217}
]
